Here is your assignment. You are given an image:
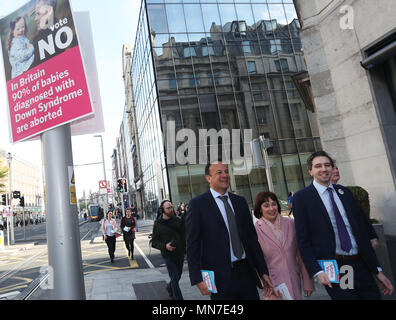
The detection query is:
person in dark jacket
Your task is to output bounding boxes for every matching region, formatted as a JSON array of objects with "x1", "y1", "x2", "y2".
[
  {"x1": 120, "y1": 208, "x2": 137, "y2": 260},
  {"x1": 151, "y1": 200, "x2": 186, "y2": 300}
]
